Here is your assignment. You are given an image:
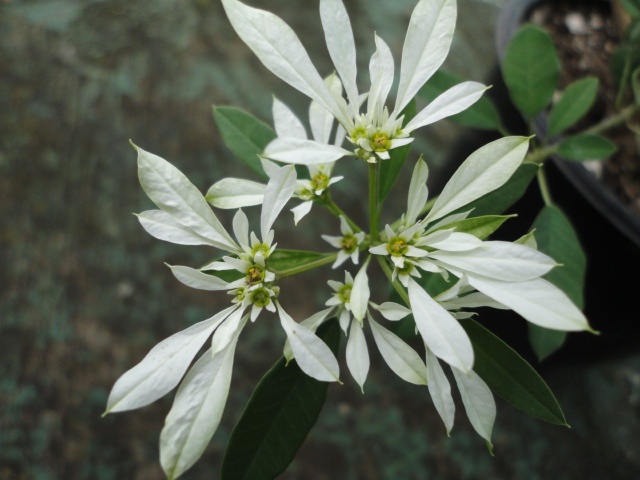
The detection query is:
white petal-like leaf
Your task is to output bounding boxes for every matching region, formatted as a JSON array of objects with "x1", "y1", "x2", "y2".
[
  {"x1": 283, "y1": 307, "x2": 335, "y2": 362},
  {"x1": 466, "y1": 275, "x2": 591, "y2": 331},
  {"x1": 368, "y1": 34, "x2": 395, "y2": 117},
  {"x1": 232, "y1": 208, "x2": 250, "y2": 248},
  {"x1": 105, "y1": 305, "x2": 239, "y2": 414},
  {"x1": 425, "y1": 345, "x2": 455, "y2": 434},
  {"x1": 425, "y1": 136, "x2": 530, "y2": 223},
  {"x1": 427, "y1": 231, "x2": 485, "y2": 252},
  {"x1": 370, "y1": 302, "x2": 412, "y2": 321},
  {"x1": 404, "y1": 81, "x2": 488, "y2": 133},
  {"x1": 395, "y1": 0, "x2": 457, "y2": 114},
  {"x1": 368, "y1": 315, "x2": 427, "y2": 385},
  {"x1": 291, "y1": 200, "x2": 313, "y2": 225},
  {"x1": 350, "y1": 261, "x2": 371, "y2": 322},
  {"x1": 272, "y1": 97, "x2": 307, "y2": 139},
  {"x1": 408, "y1": 278, "x2": 474, "y2": 373},
  {"x1": 430, "y1": 241, "x2": 556, "y2": 281},
  {"x1": 168, "y1": 265, "x2": 232, "y2": 291},
  {"x1": 346, "y1": 319, "x2": 369, "y2": 392},
  {"x1": 261, "y1": 164, "x2": 297, "y2": 239},
  {"x1": 310, "y1": 74, "x2": 343, "y2": 144},
  {"x1": 451, "y1": 368, "x2": 496, "y2": 449},
  {"x1": 264, "y1": 137, "x2": 352, "y2": 165},
  {"x1": 205, "y1": 178, "x2": 266, "y2": 209},
  {"x1": 135, "y1": 144, "x2": 238, "y2": 252},
  {"x1": 160, "y1": 341, "x2": 238, "y2": 480},
  {"x1": 278, "y1": 303, "x2": 340, "y2": 382},
  {"x1": 136, "y1": 210, "x2": 214, "y2": 246}
]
